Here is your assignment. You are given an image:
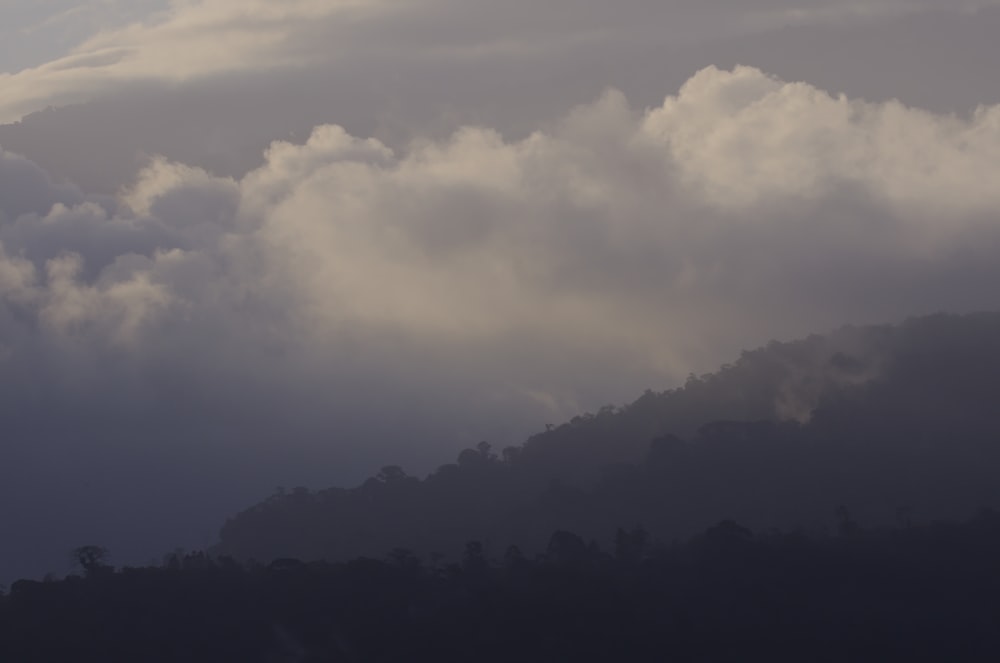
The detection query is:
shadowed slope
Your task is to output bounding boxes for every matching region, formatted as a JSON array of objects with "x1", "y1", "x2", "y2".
[{"x1": 214, "y1": 312, "x2": 1000, "y2": 565}]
